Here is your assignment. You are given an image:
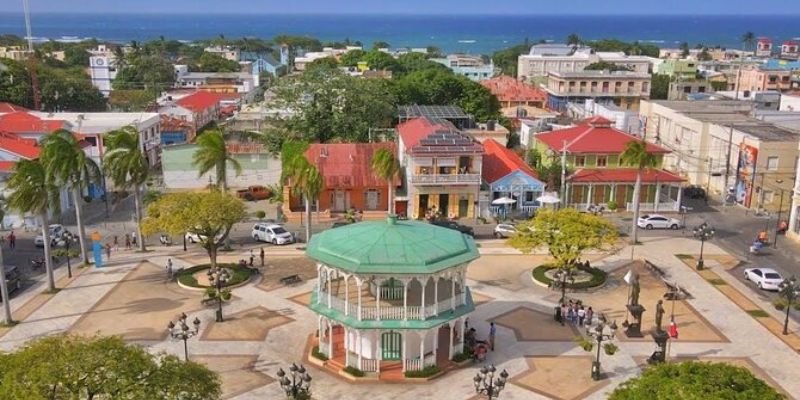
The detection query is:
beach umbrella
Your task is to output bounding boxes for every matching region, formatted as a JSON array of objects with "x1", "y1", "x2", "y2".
[
  {"x1": 536, "y1": 193, "x2": 561, "y2": 204},
  {"x1": 491, "y1": 197, "x2": 516, "y2": 205}
]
